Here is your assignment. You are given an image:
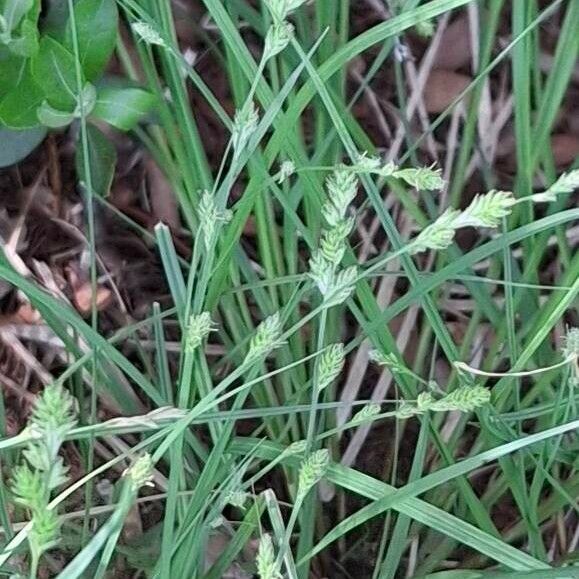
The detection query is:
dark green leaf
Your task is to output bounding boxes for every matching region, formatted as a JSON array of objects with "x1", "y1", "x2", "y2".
[
  {"x1": 0, "y1": 60, "x2": 44, "y2": 128},
  {"x1": 76, "y1": 123, "x2": 117, "y2": 196},
  {"x1": 64, "y1": 0, "x2": 118, "y2": 81},
  {"x1": 92, "y1": 85, "x2": 157, "y2": 131},
  {"x1": 31, "y1": 36, "x2": 79, "y2": 111},
  {"x1": 0, "y1": 126, "x2": 46, "y2": 167},
  {"x1": 0, "y1": 49, "x2": 27, "y2": 98}
]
